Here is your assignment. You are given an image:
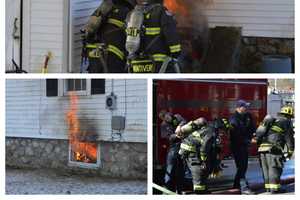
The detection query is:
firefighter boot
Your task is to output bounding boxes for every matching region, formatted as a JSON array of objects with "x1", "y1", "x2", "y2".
[
  {"x1": 271, "y1": 188, "x2": 286, "y2": 194},
  {"x1": 240, "y1": 179, "x2": 255, "y2": 195}
]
